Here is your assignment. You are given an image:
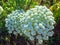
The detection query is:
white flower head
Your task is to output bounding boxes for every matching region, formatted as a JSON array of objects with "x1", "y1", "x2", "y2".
[
  {"x1": 5, "y1": 10, "x2": 25, "y2": 35},
  {"x1": 5, "y1": 6, "x2": 55, "y2": 44},
  {"x1": 24, "y1": 5, "x2": 55, "y2": 44}
]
